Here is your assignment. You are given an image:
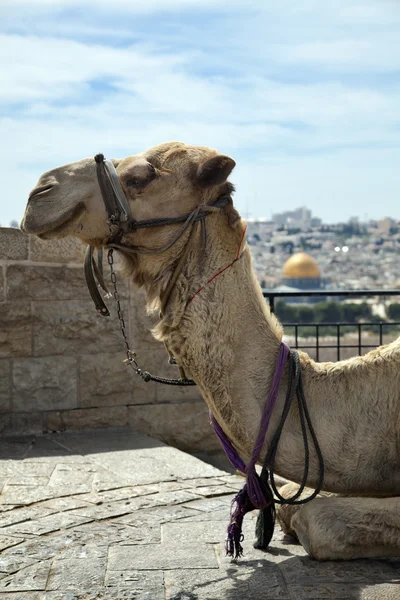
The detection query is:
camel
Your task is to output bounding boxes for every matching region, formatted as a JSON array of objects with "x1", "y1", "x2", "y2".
[{"x1": 21, "y1": 141, "x2": 400, "y2": 561}]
